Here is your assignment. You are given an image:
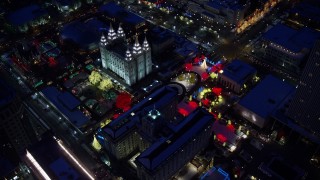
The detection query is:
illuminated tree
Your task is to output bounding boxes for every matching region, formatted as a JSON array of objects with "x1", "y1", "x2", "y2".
[
  {"x1": 115, "y1": 92, "x2": 132, "y2": 111},
  {"x1": 185, "y1": 63, "x2": 192, "y2": 71},
  {"x1": 100, "y1": 119, "x2": 112, "y2": 128},
  {"x1": 201, "y1": 72, "x2": 209, "y2": 80},
  {"x1": 92, "y1": 135, "x2": 101, "y2": 152},
  {"x1": 98, "y1": 78, "x2": 113, "y2": 91},
  {"x1": 210, "y1": 72, "x2": 218, "y2": 79},
  {"x1": 212, "y1": 87, "x2": 222, "y2": 96},
  {"x1": 89, "y1": 71, "x2": 102, "y2": 85}
]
